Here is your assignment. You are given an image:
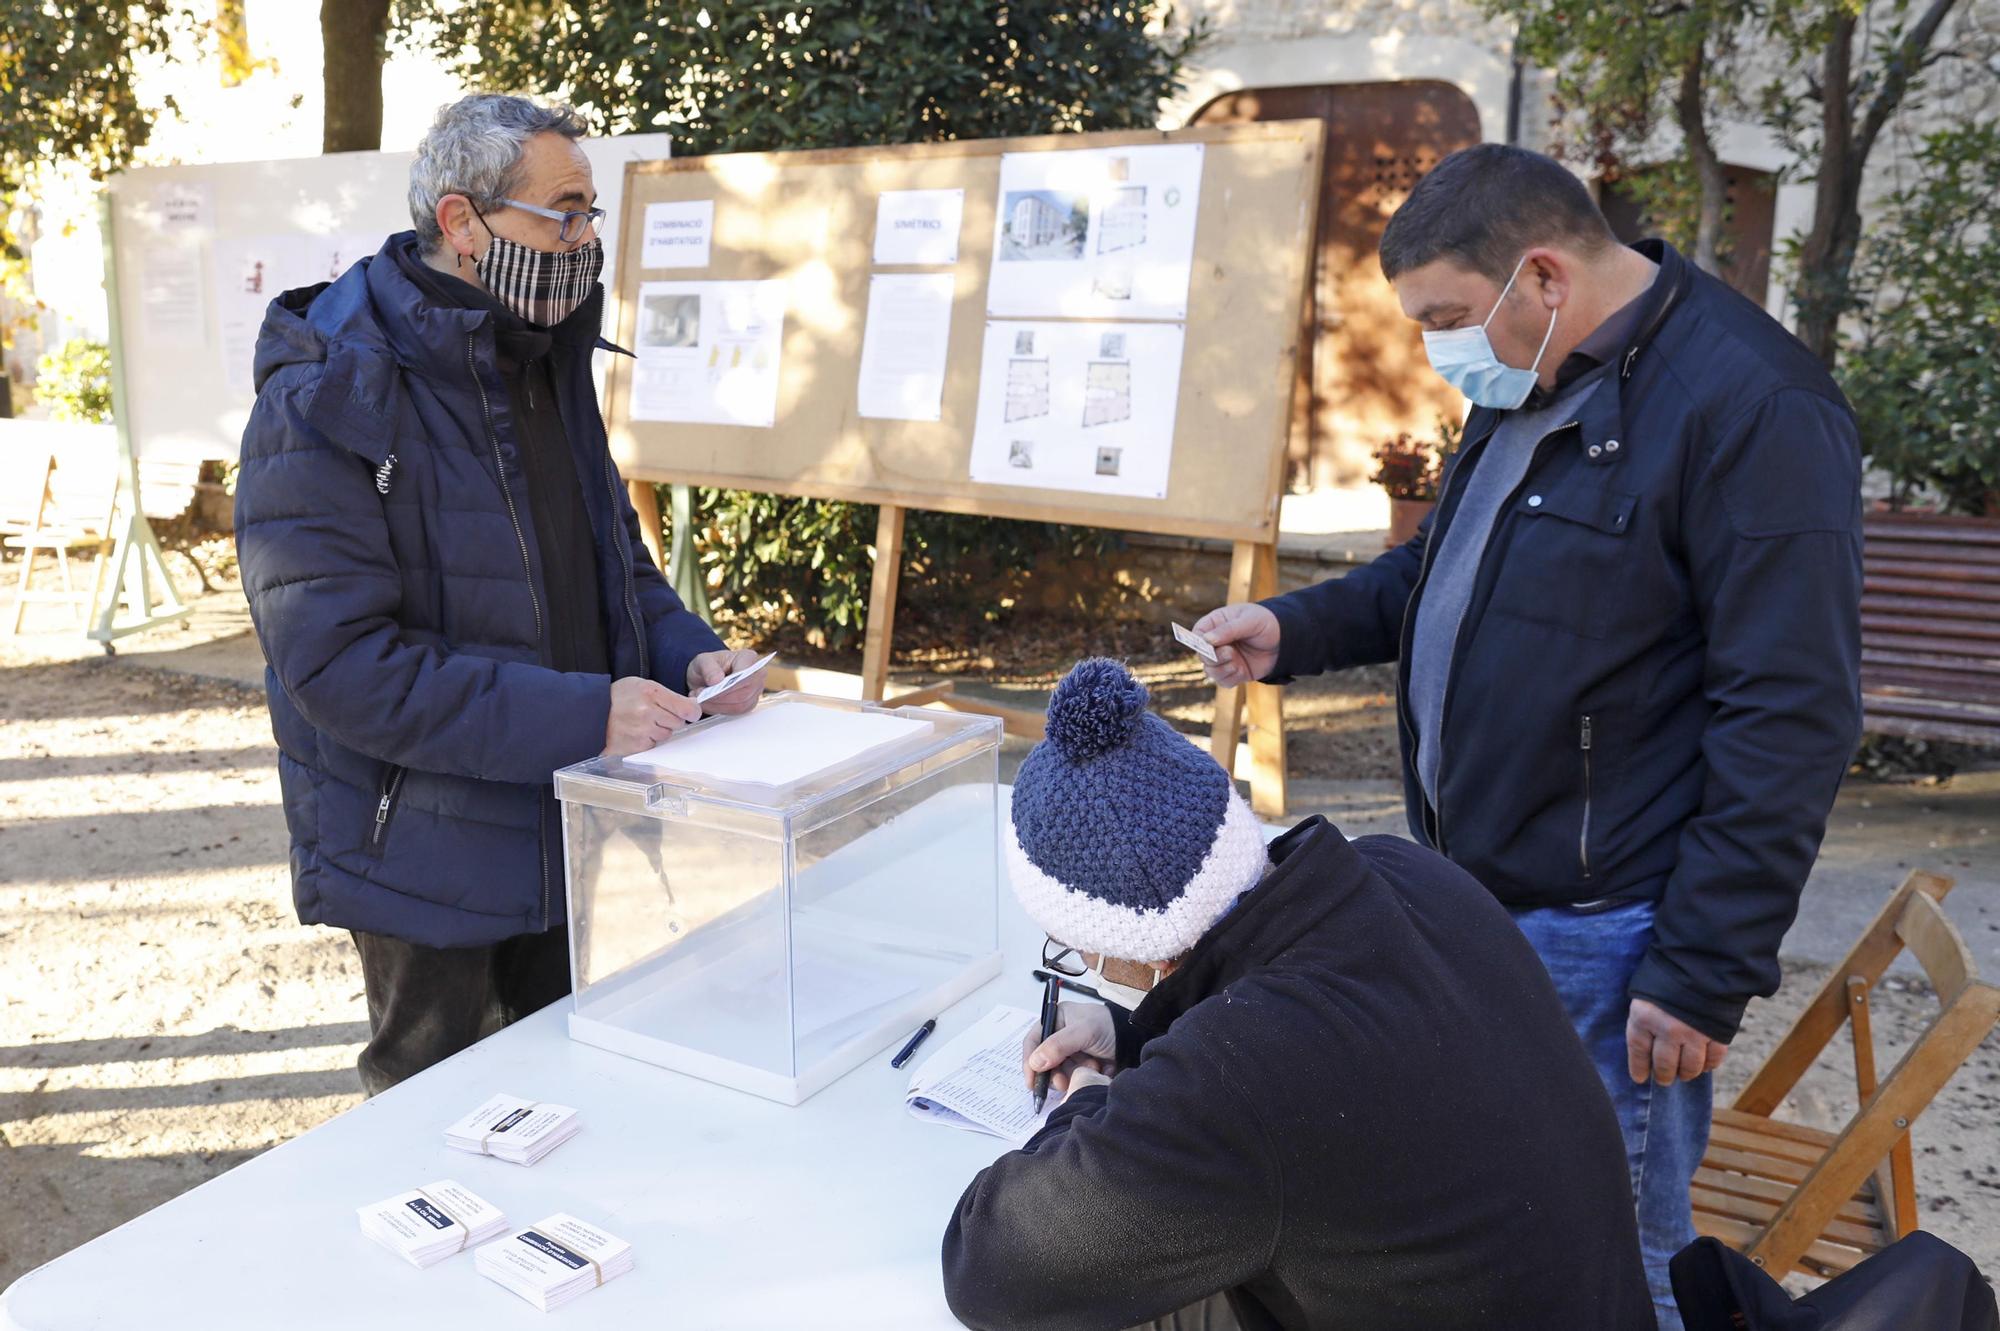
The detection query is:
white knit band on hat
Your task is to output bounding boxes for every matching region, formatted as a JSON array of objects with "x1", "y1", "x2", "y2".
[{"x1": 1005, "y1": 787, "x2": 1267, "y2": 962}]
